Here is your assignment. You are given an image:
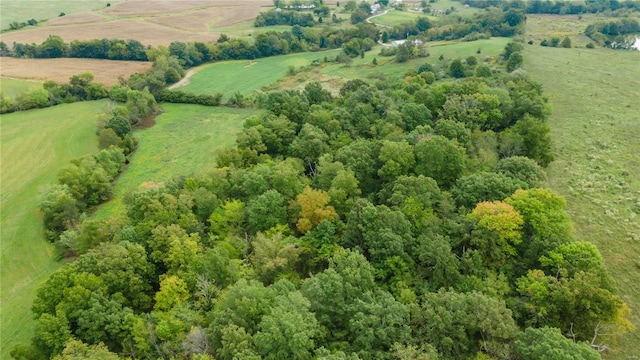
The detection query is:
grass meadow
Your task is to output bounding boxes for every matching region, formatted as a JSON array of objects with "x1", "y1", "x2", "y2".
[
  {"x1": 301, "y1": 38, "x2": 511, "y2": 89},
  {"x1": 0, "y1": 100, "x2": 107, "y2": 358},
  {"x1": 0, "y1": 77, "x2": 42, "y2": 98},
  {"x1": 525, "y1": 44, "x2": 640, "y2": 358},
  {"x1": 370, "y1": 10, "x2": 426, "y2": 27},
  {"x1": 92, "y1": 104, "x2": 262, "y2": 219},
  {"x1": 176, "y1": 49, "x2": 341, "y2": 100}
]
